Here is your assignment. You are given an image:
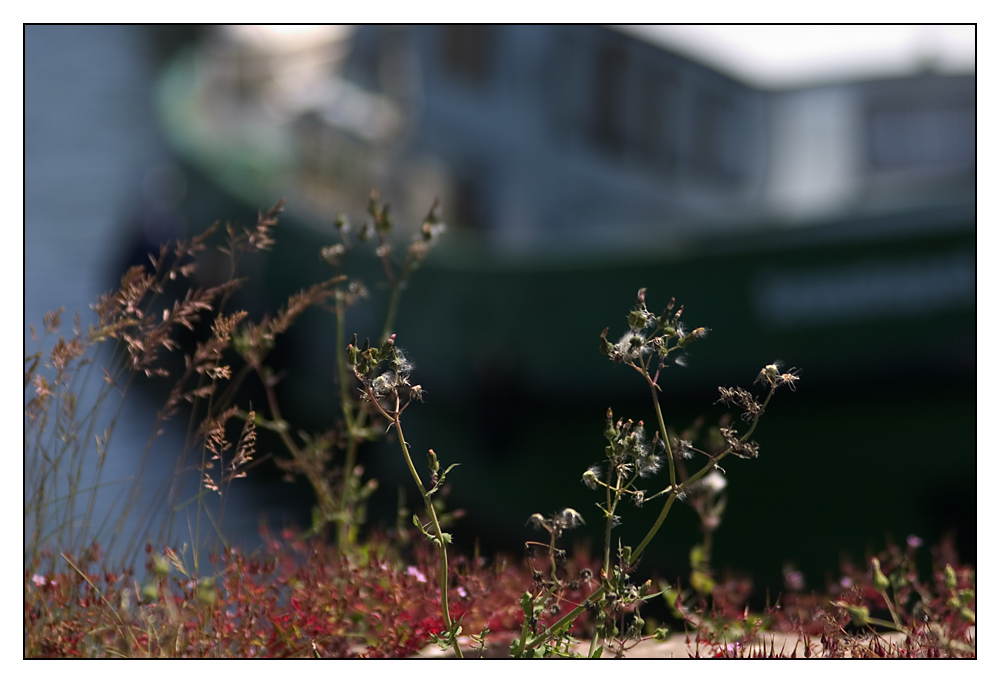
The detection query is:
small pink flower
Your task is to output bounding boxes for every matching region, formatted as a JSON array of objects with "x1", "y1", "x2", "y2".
[{"x1": 406, "y1": 566, "x2": 427, "y2": 583}]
